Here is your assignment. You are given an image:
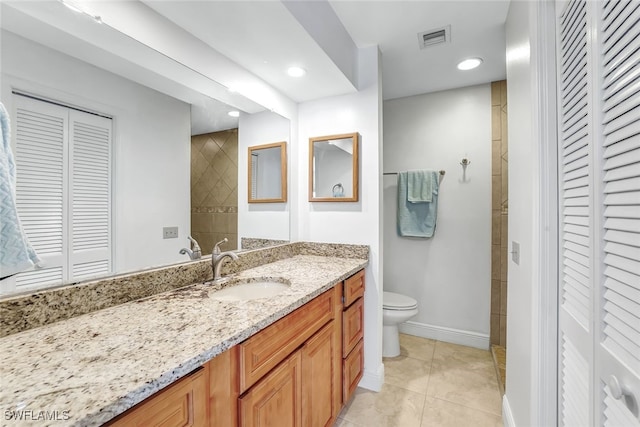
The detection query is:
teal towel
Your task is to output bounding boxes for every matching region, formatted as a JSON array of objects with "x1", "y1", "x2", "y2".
[
  {"x1": 397, "y1": 170, "x2": 439, "y2": 238},
  {"x1": 407, "y1": 170, "x2": 432, "y2": 203}
]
